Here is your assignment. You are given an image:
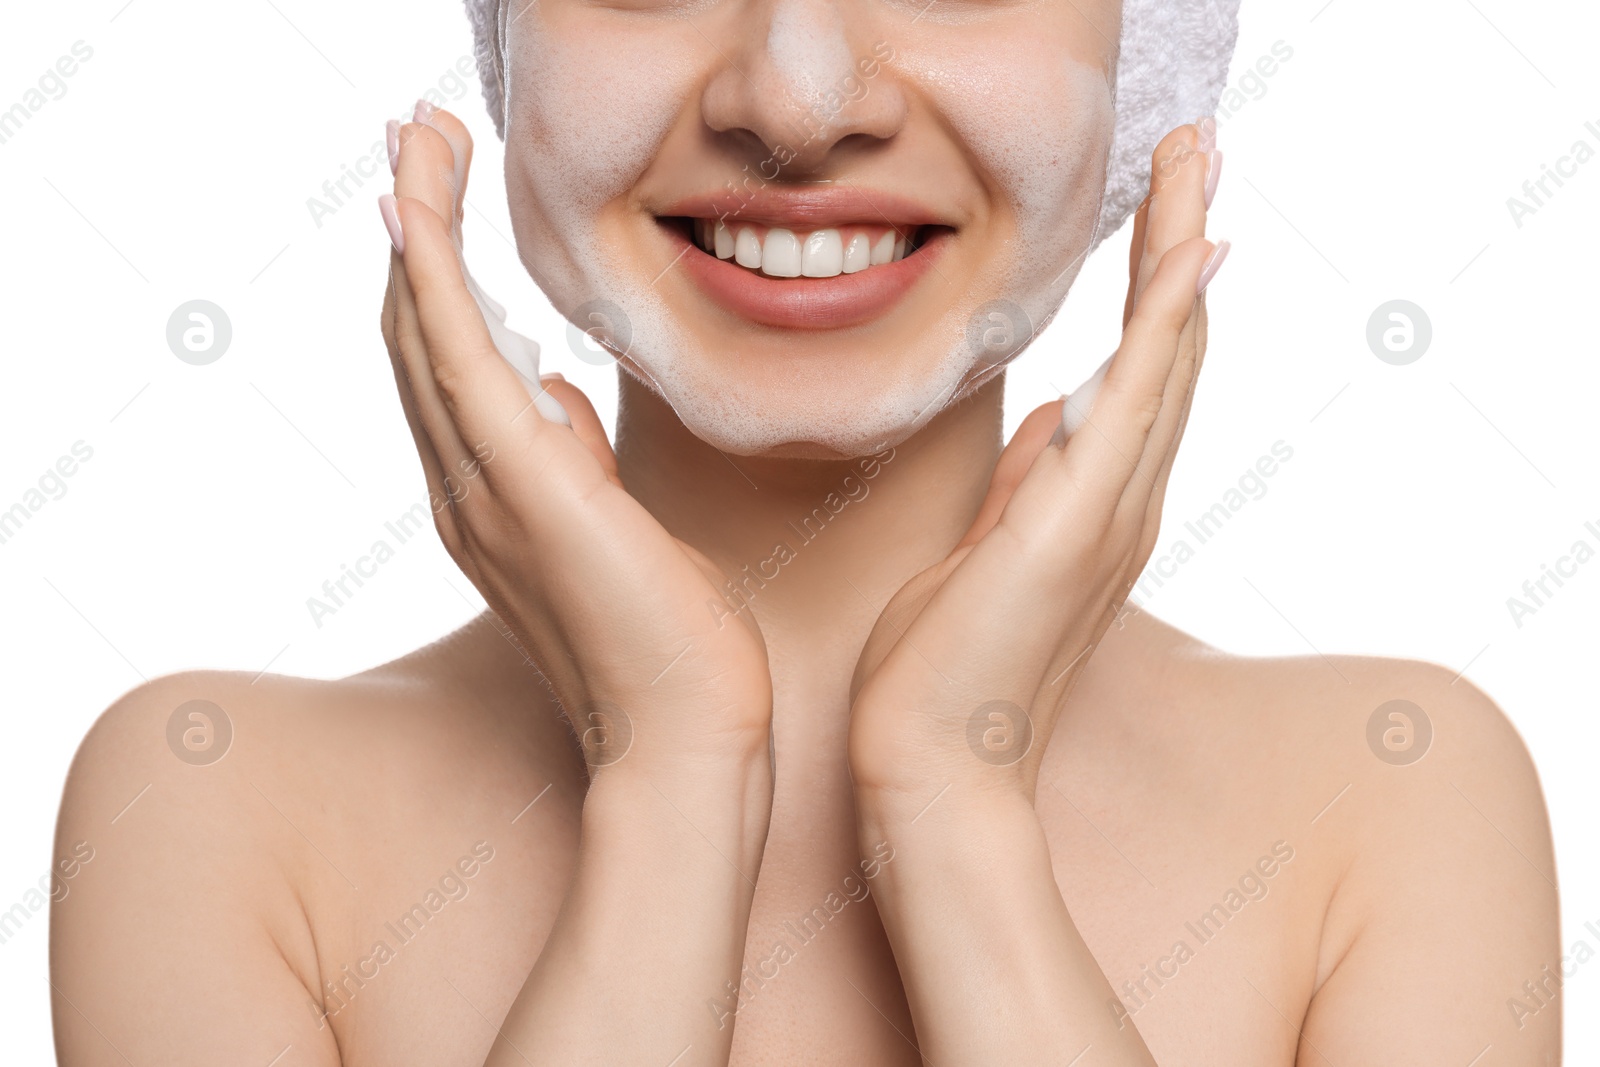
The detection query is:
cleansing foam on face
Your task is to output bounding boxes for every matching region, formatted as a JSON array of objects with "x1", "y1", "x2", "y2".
[{"x1": 468, "y1": 0, "x2": 1240, "y2": 454}]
